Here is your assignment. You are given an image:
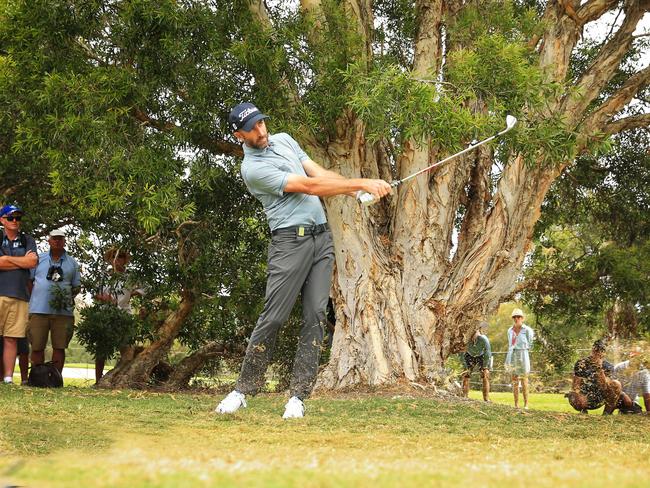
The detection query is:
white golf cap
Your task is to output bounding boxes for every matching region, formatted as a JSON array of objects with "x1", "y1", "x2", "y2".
[
  {"x1": 511, "y1": 308, "x2": 524, "y2": 318},
  {"x1": 48, "y1": 229, "x2": 66, "y2": 238}
]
